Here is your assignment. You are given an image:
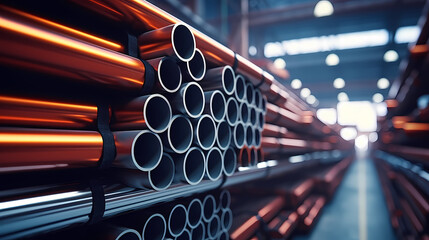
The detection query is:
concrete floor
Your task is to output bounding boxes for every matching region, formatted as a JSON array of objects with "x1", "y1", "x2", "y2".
[{"x1": 294, "y1": 154, "x2": 396, "y2": 240}]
